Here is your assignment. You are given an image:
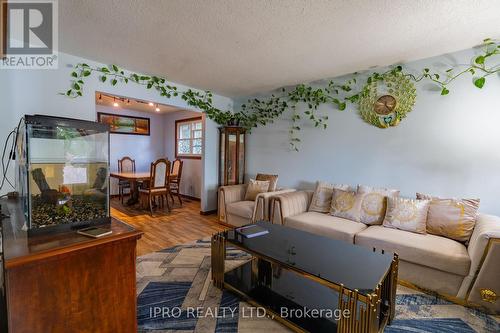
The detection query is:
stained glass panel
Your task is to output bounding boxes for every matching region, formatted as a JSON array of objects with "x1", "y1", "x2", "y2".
[
  {"x1": 176, "y1": 118, "x2": 203, "y2": 157},
  {"x1": 193, "y1": 146, "x2": 202, "y2": 155},
  {"x1": 177, "y1": 139, "x2": 191, "y2": 154}
]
